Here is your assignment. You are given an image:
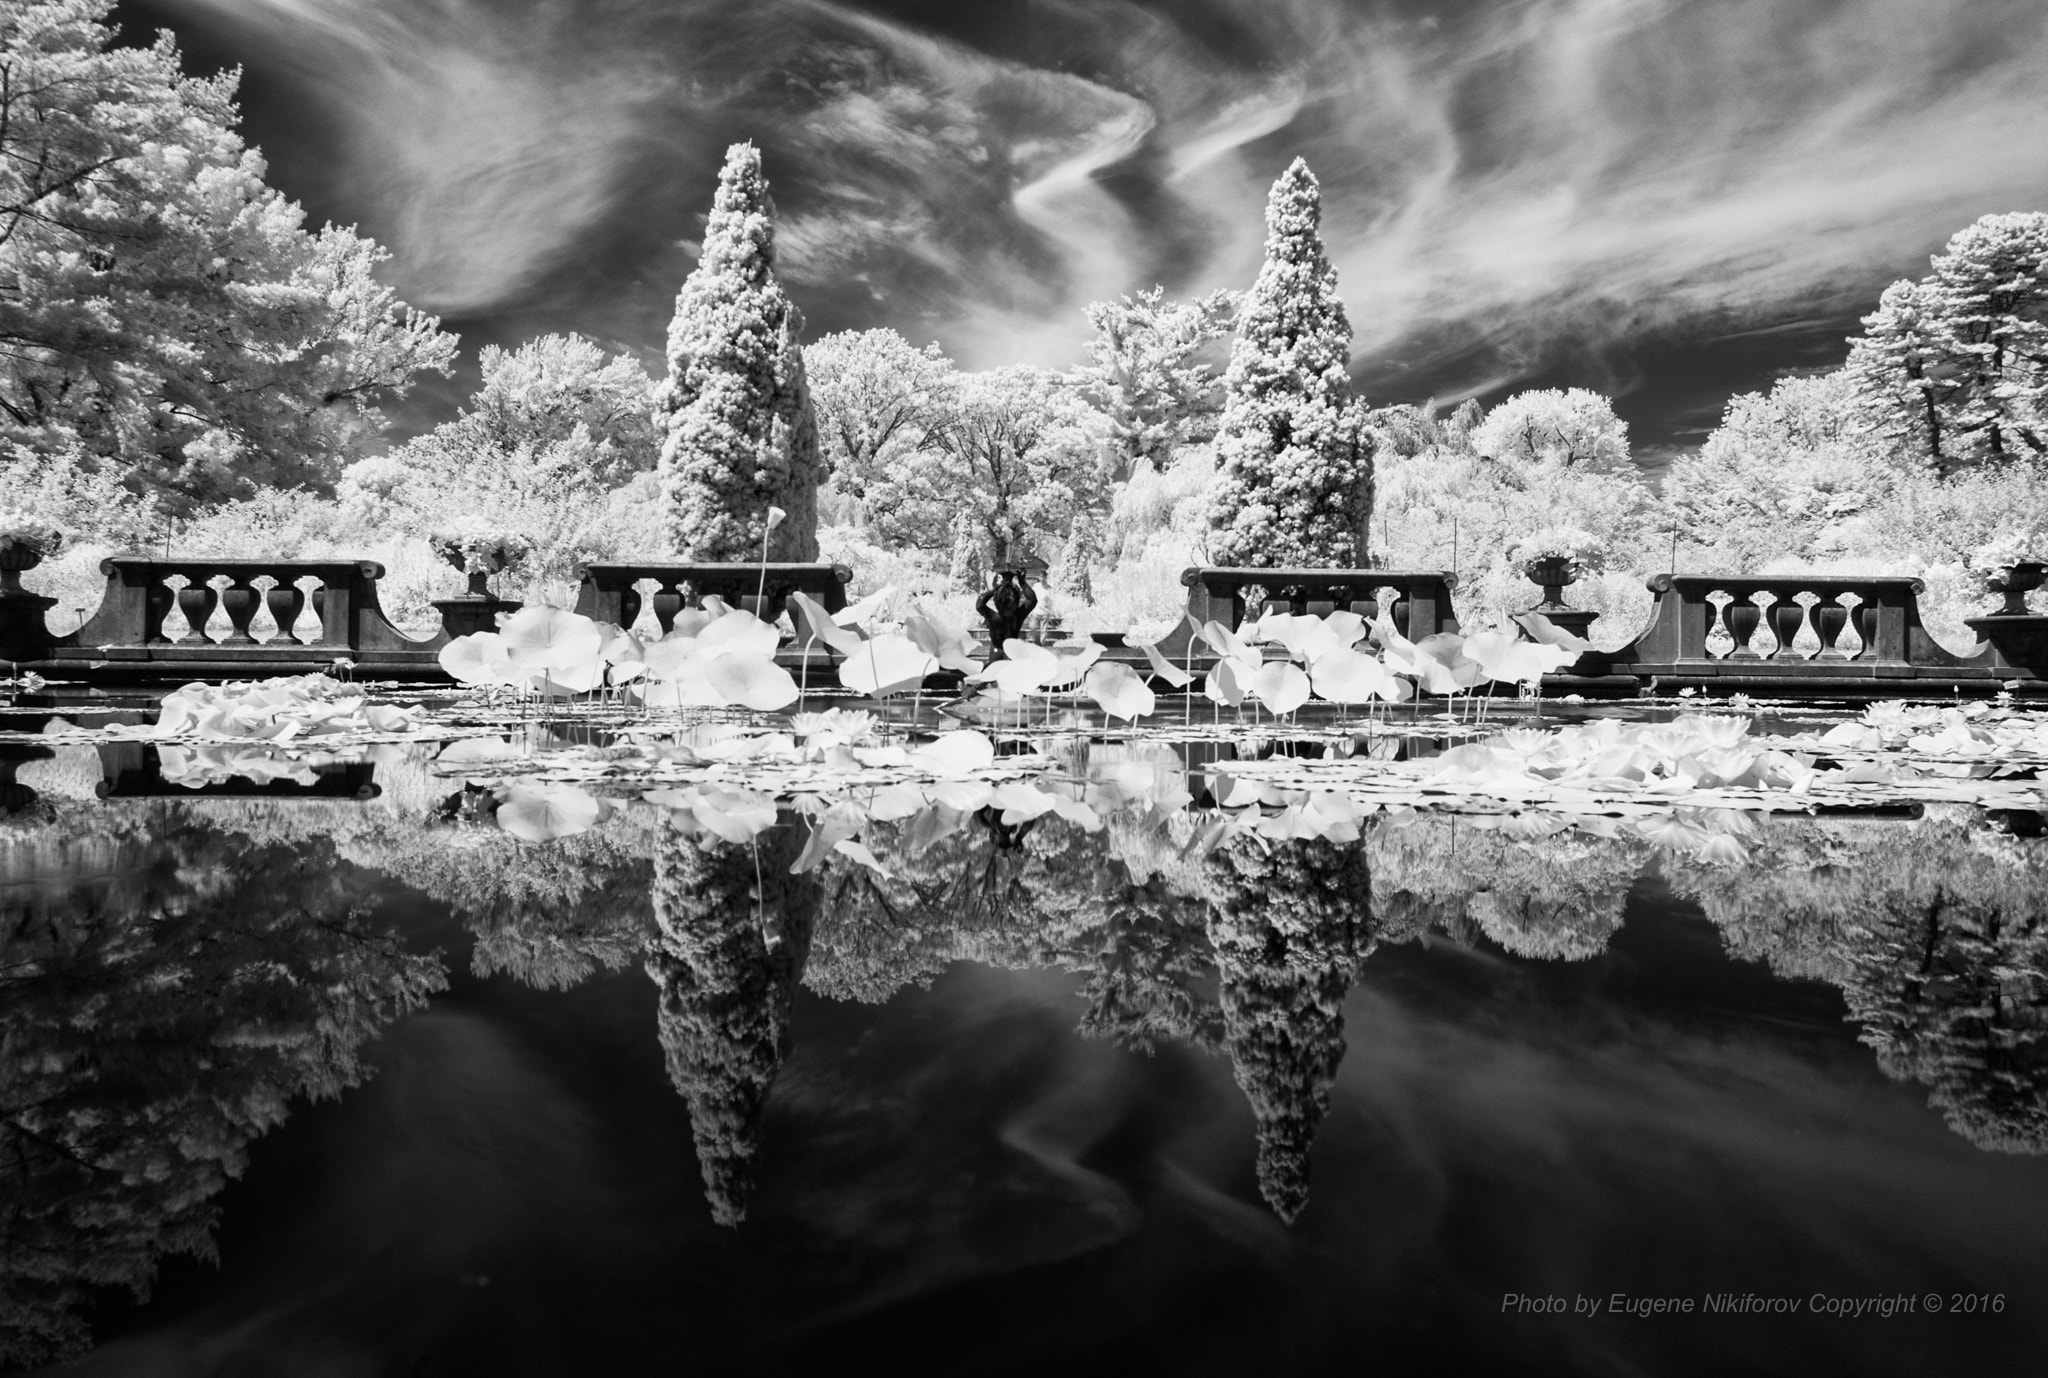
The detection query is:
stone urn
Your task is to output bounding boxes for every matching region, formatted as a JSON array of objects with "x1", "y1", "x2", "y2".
[
  {"x1": 1983, "y1": 561, "x2": 2046, "y2": 616},
  {"x1": 1520, "y1": 555, "x2": 1599, "y2": 643},
  {"x1": 429, "y1": 533, "x2": 526, "y2": 639},
  {"x1": 1523, "y1": 555, "x2": 1580, "y2": 611},
  {"x1": 1967, "y1": 563, "x2": 2048, "y2": 677},
  {"x1": 0, "y1": 529, "x2": 59, "y2": 596},
  {"x1": 433, "y1": 535, "x2": 523, "y2": 598},
  {"x1": 0, "y1": 530, "x2": 61, "y2": 659}
]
